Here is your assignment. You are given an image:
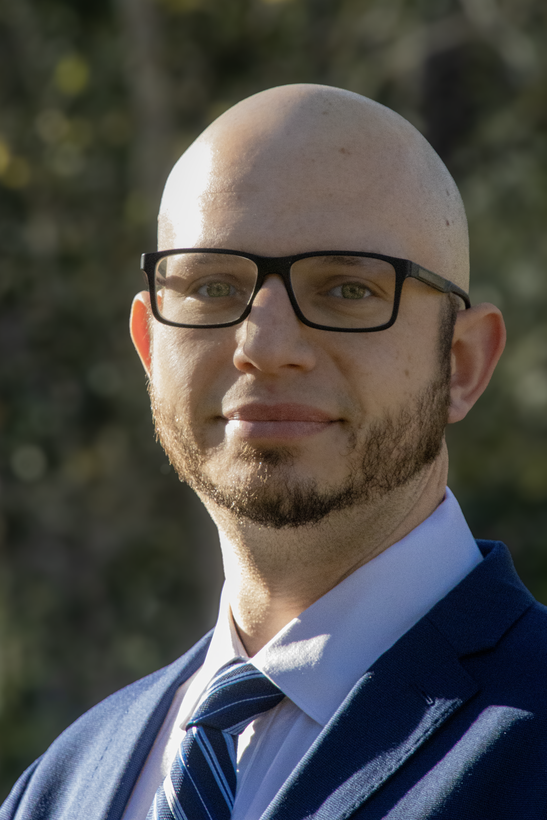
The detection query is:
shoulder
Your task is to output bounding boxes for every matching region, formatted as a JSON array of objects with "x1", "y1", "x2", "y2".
[
  {"x1": 0, "y1": 630, "x2": 212, "y2": 820},
  {"x1": 430, "y1": 540, "x2": 547, "y2": 694},
  {"x1": 56, "y1": 627, "x2": 212, "y2": 750}
]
